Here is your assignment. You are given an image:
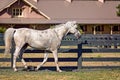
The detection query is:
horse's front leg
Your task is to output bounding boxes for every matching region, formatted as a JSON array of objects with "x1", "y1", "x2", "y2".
[
  {"x1": 19, "y1": 44, "x2": 28, "y2": 69},
  {"x1": 52, "y1": 50, "x2": 62, "y2": 72},
  {"x1": 35, "y1": 51, "x2": 49, "y2": 71},
  {"x1": 19, "y1": 55, "x2": 27, "y2": 69}
]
